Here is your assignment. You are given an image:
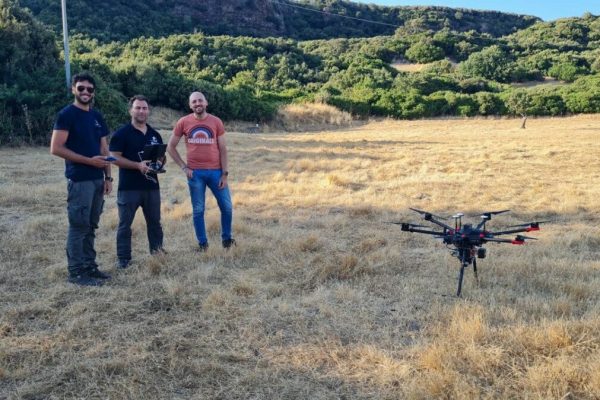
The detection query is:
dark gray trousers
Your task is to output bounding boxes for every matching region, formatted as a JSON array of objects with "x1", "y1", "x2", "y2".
[
  {"x1": 66, "y1": 179, "x2": 105, "y2": 275},
  {"x1": 116, "y1": 190, "x2": 163, "y2": 262}
]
